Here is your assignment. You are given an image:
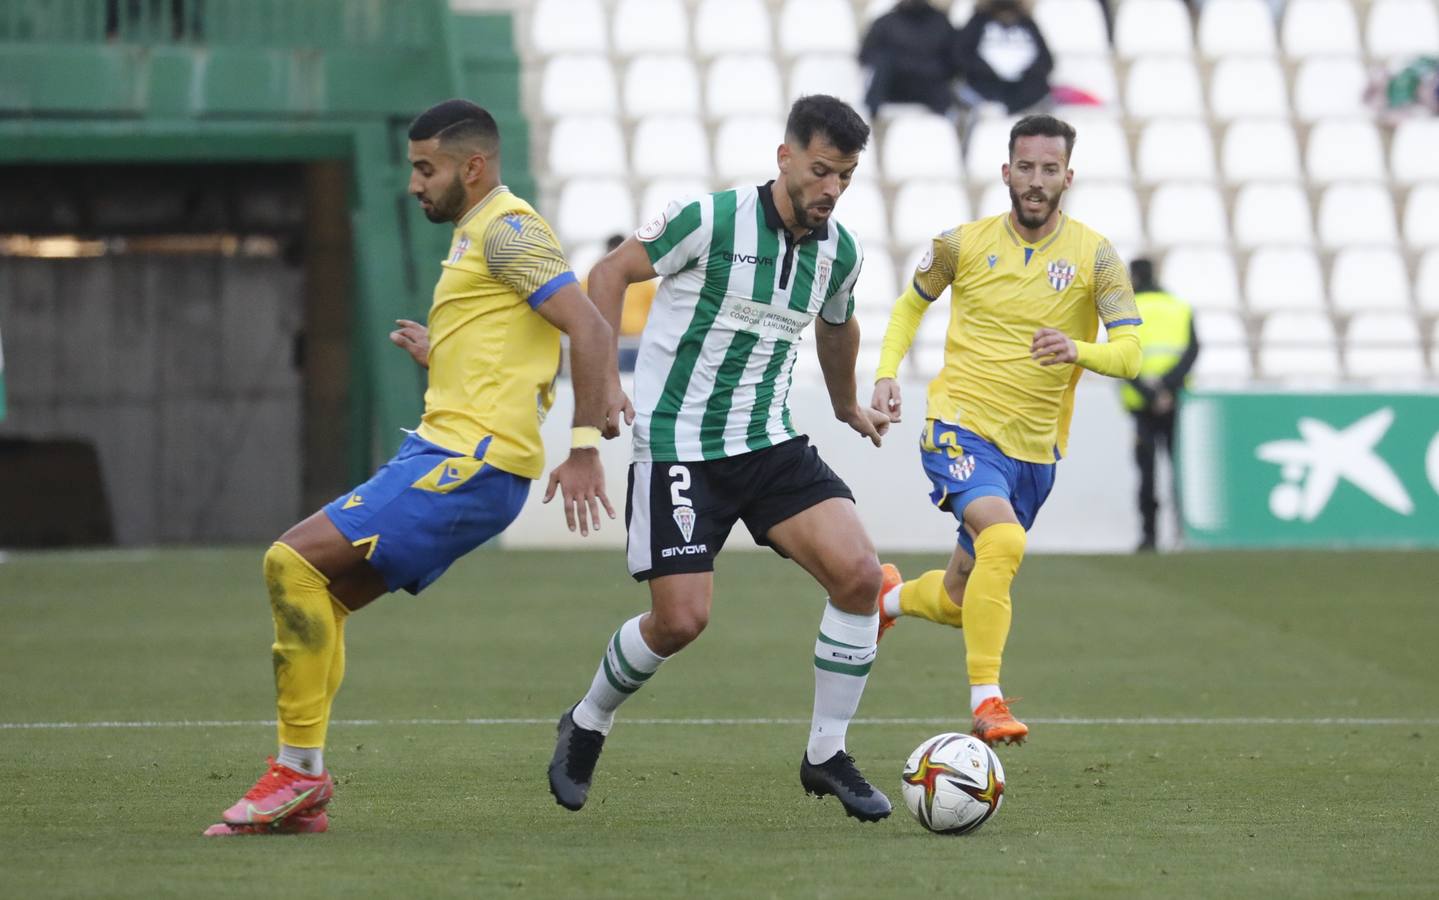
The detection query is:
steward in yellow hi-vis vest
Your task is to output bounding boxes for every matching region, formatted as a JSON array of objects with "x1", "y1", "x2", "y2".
[
  {"x1": 867, "y1": 115, "x2": 1144, "y2": 748},
  {"x1": 1121, "y1": 258, "x2": 1199, "y2": 552},
  {"x1": 206, "y1": 100, "x2": 620, "y2": 835}
]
